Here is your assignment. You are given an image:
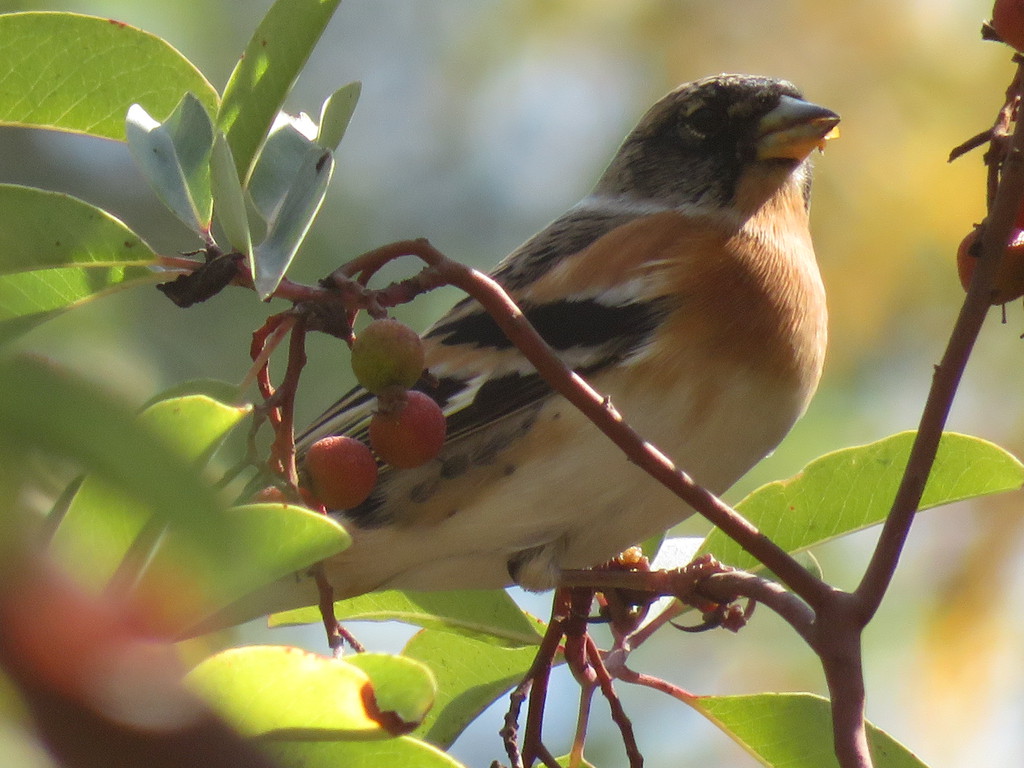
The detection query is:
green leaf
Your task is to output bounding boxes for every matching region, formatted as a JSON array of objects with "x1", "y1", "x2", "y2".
[
  {"x1": 211, "y1": 133, "x2": 254, "y2": 257},
  {"x1": 217, "y1": 0, "x2": 344, "y2": 179},
  {"x1": 691, "y1": 693, "x2": 928, "y2": 768},
  {"x1": 247, "y1": 117, "x2": 333, "y2": 297},
  {"x1": 187, "y1": 645, "x2": 397, "y2": 738},
  {"x1": 190, "y1": 645, "x2": 459, "y2": 767},
  {"x1": 126, "y1": 94, "x2": 214, "y2": 236},
  {"x1": 345, "y1": 653, "x2": 437, "y2": 730},
  {"x1": 1, "y1": 357, "x2": 227, "y2": 550},
  {"x1": 271, "y1": 589, "x2": 545, "y2": 647},
  {"x1": 140, "y1": 378, "x2": 245, "y2": 411},
  {"x1": 701, "y1": 432, "x2": 1024, "y2": 571},
  {"x1": 266, "y1": 736, "x2": 467, "y2": 768},
  {"x1": 48, "y1": 395, "x2": 250, "y2": 592},
  {"x1": 0, "y1": 12, "x2": 217, "y2": 140},
  {"x1": 403, "y1": 630, "x2": 539, "y2": 749},
  {"x1": 247, "y1": 115, "x2": 324, "y2": 222},
  {"x1": 137, "y1": 393, "x2": 246, "y2": 463},
  {"x1": 154, "y1": 502, "x2": 351, "y2": 634},
  {"x1": 251, "y1": 152, "x2": 332, "y2": 298},
  {"x1": 317, "y1": 82, "x2": 361, "y2": 150},
  {"x1": 0, "y1": 184, "x2": 159, "y2": 342}
]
